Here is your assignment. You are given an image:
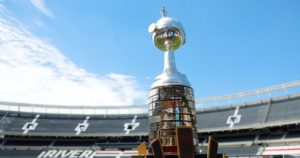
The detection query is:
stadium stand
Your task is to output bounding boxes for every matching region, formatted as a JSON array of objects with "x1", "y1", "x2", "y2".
[{"x1": 0, "y1": 81, "x2": 300, "y2": 157}]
